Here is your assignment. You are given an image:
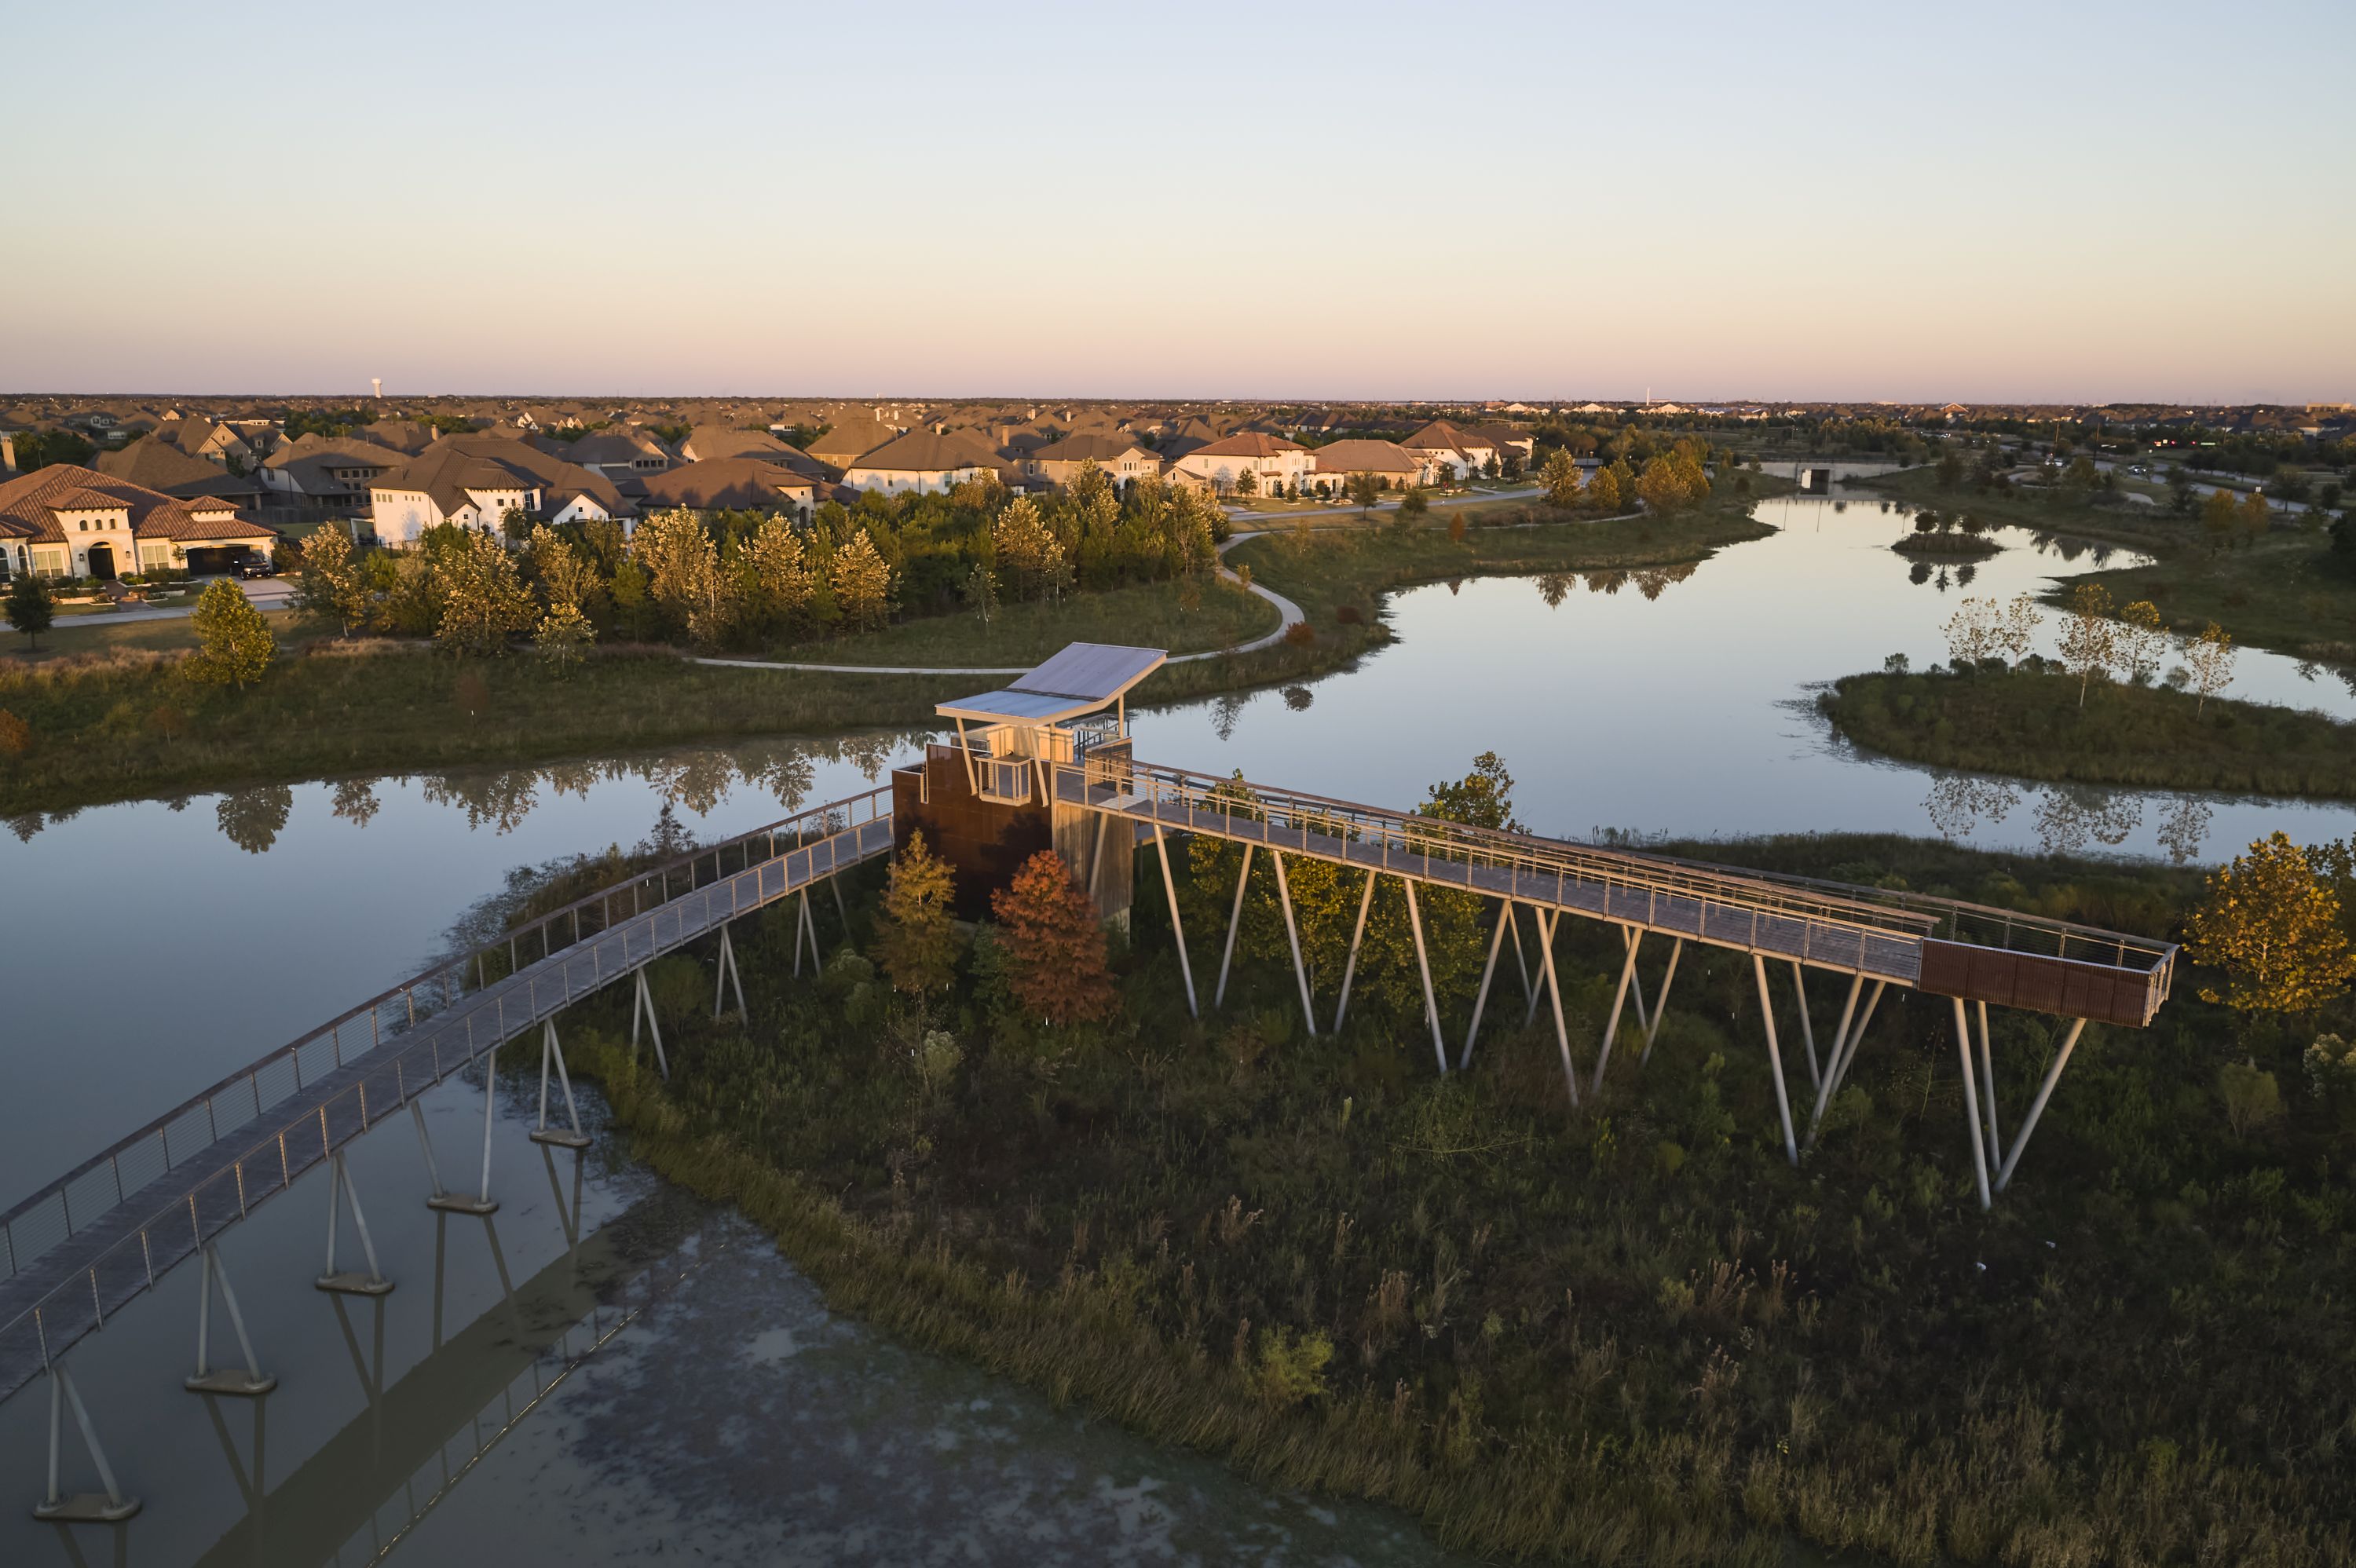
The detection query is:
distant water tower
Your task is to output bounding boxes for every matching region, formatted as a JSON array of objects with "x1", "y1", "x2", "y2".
[{"x1": 371, "y1": 378, "x2": 382, "y2": 400}]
